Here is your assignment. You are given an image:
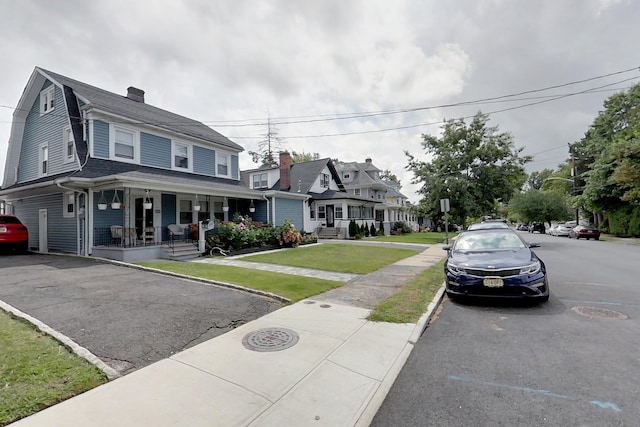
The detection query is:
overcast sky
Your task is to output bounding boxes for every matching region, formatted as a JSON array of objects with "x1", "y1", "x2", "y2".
[{"x1": 1, "y1": 0, "x2": 638, "y2": 202}]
